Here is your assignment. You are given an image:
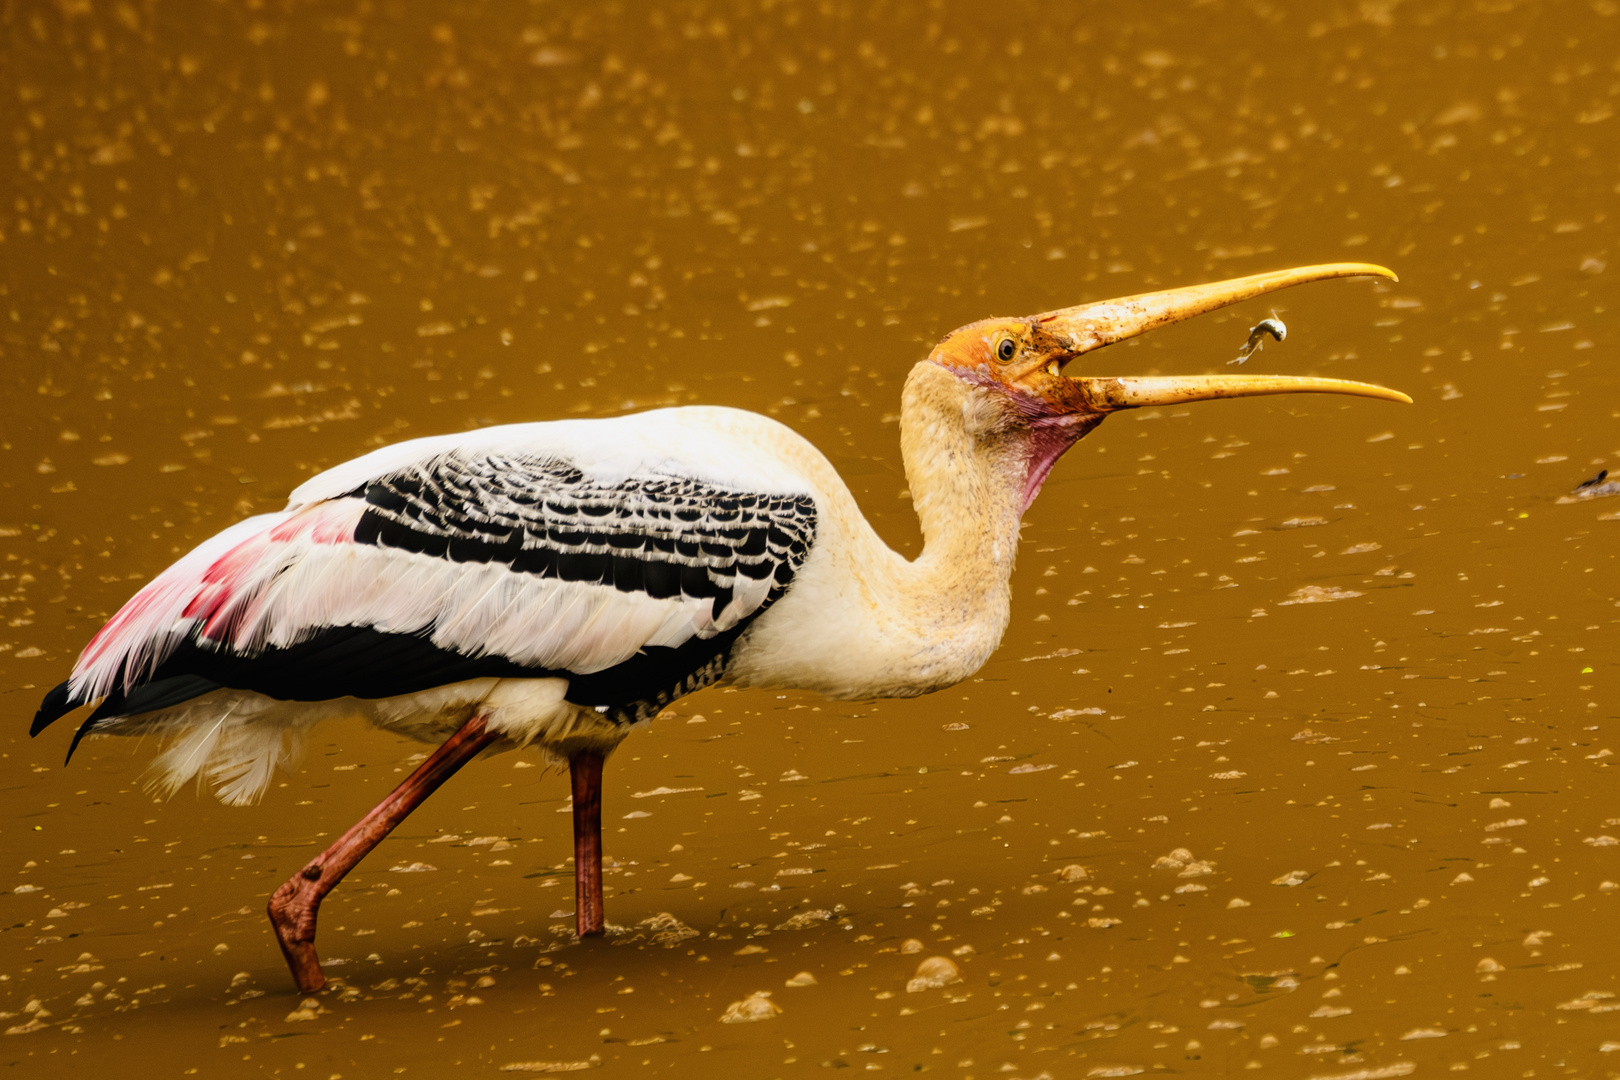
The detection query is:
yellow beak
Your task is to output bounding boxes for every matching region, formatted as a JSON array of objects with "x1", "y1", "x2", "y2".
[{"x1": 1039, "y1": 263, "x2": 1412, "y2": 408}]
